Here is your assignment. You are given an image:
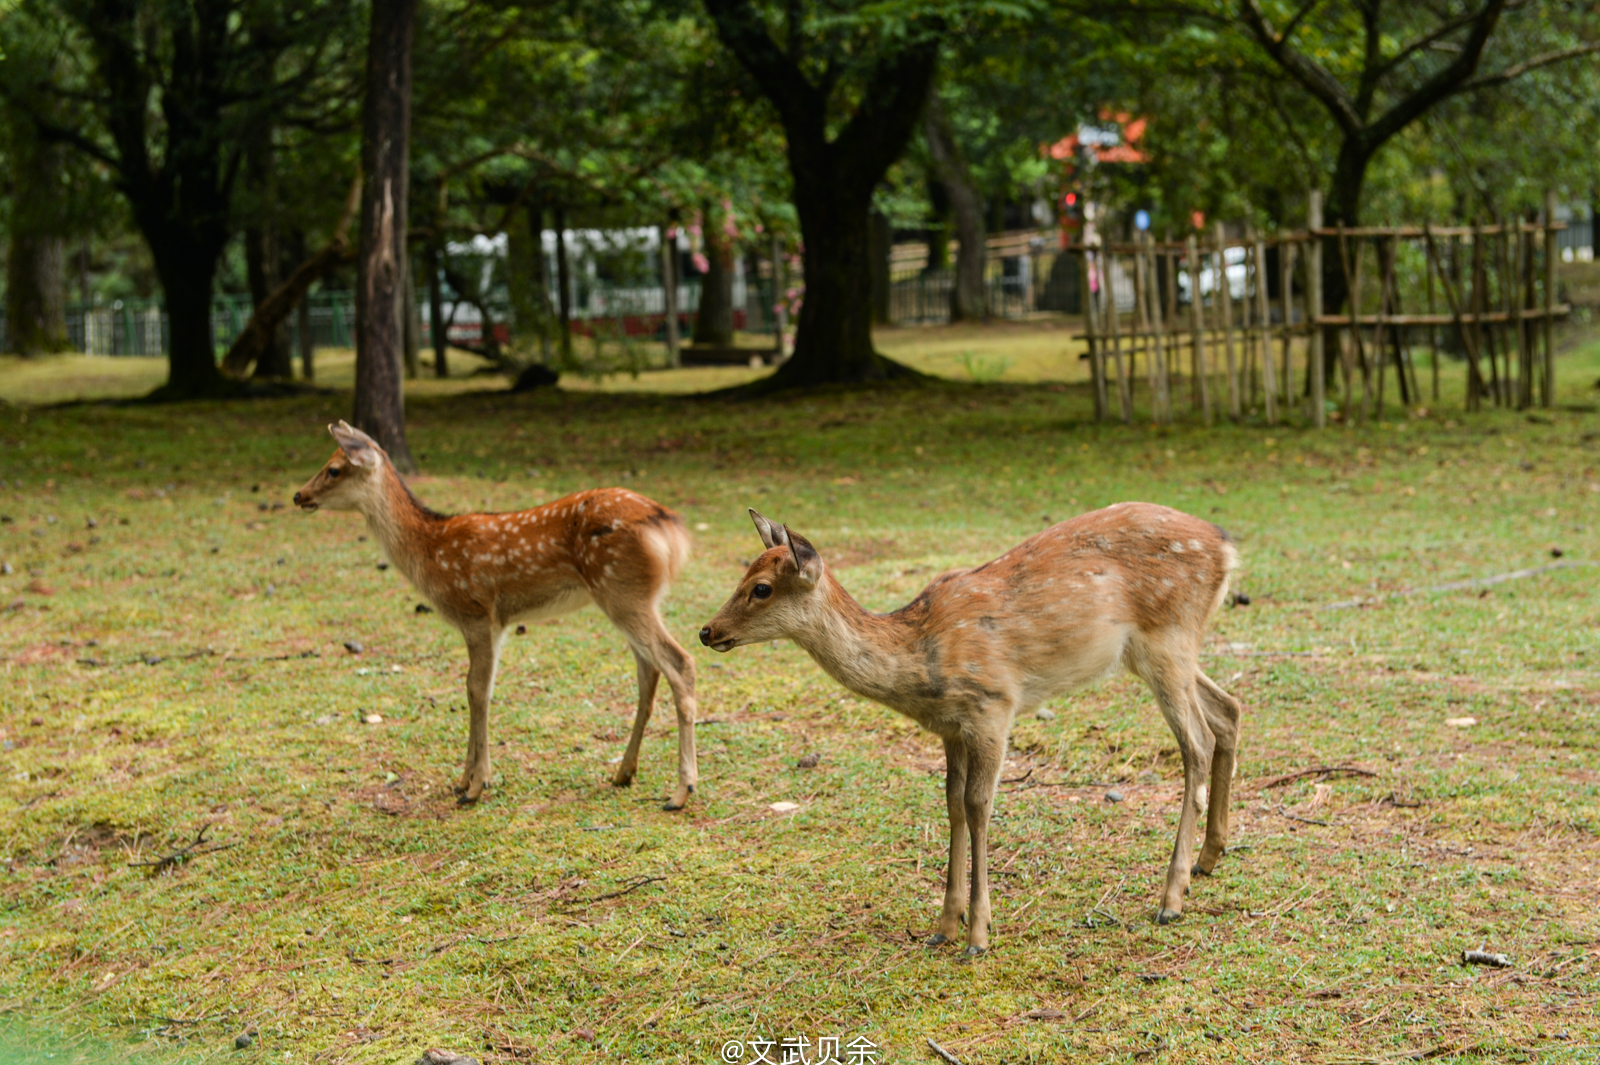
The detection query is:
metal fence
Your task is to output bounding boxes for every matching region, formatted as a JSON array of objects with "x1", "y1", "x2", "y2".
[
  {"x1": 11, "y1": 279, "x2": 783, "y2": 358},
  {"x1": 887, "y1": 271, "x2": 1032, "y2": 324}
]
